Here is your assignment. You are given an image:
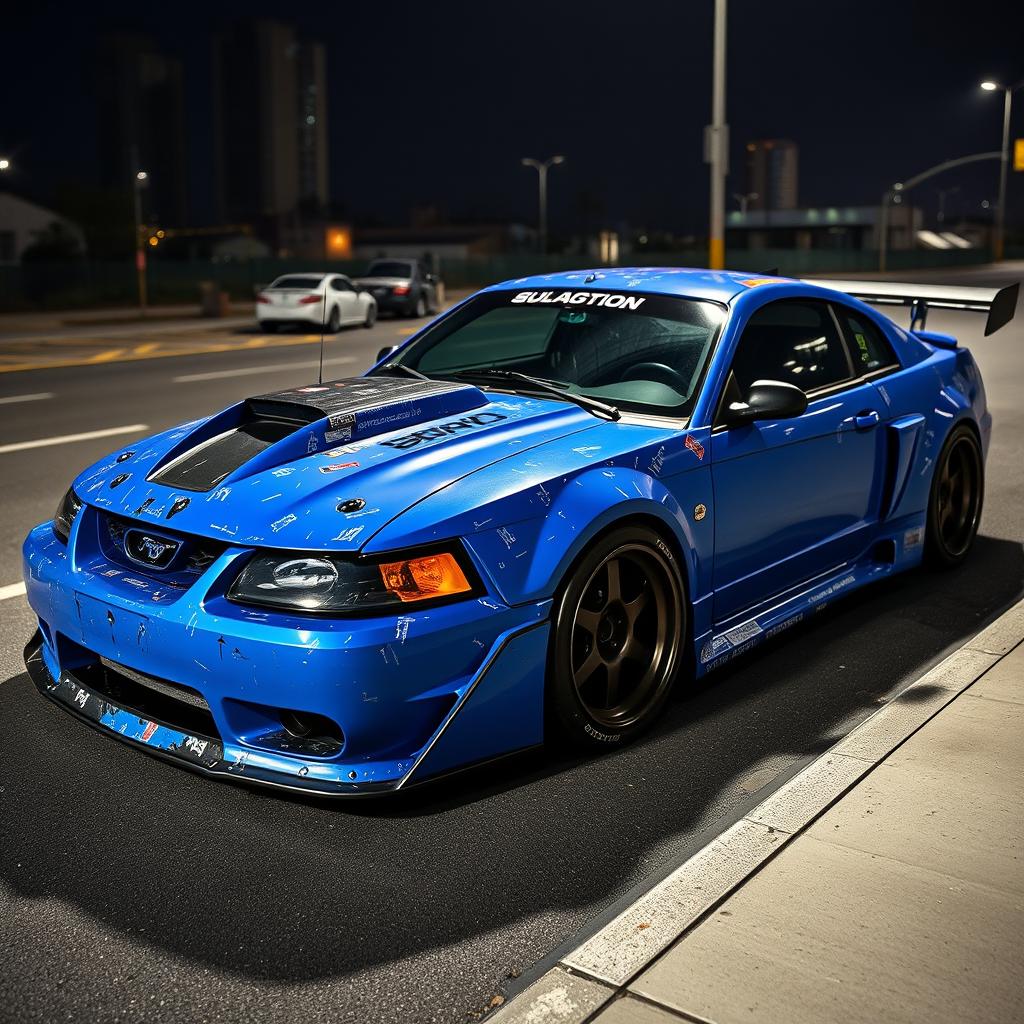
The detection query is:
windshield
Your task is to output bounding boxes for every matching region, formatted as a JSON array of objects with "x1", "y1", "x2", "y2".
[
  {"x1": 383, "y1": 289, "x2": 725, "y2": 417},
  {"x1": 269, "y1": 276, "x2": 324, "y2": 290},
  {"x1": 366, "y1": 261, "x2": 413, "y2": 279}
]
